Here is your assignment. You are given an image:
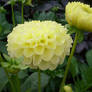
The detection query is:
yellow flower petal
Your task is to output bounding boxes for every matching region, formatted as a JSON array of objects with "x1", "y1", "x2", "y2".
[
  {"x1": 7, "y1": 21, "x2": 73, "y2": 70},
  {"x1": 66, "y1": 2, "x2": 92, "y2": 32},
  {"x1": 33, "y1": 55, "x2": 41, "y2": 66},
  {"x1": 42, "y1": 48, "x2": 54, "y2": 61},
  {"x1": 38, "y1": 61, "x2": 49, "y2": 70}
]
